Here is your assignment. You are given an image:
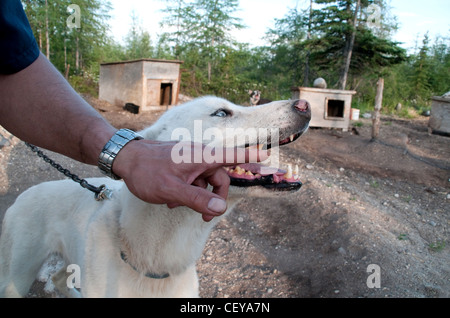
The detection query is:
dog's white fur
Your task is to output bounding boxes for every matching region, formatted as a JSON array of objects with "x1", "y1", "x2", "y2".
[{"x1": 0, "y1": 96, "x2": 309, "y2": 298}]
